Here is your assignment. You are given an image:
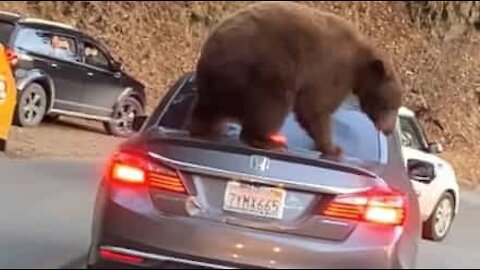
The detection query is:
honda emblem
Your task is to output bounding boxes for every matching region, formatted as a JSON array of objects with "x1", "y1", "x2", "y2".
[{"x1": 249, "y1": 155, "x2": 271, "y2": 173}]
